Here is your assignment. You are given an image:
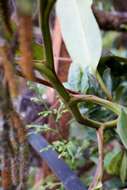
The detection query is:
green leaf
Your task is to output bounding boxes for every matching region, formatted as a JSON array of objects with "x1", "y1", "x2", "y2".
[
  {"x1": 56, "y1": 0, "x2": 102, "y2": 73},
  {"x1": 117, "y1": 109, "x2": 127, "y2": 149},
  {"x1": 32, "y1": 42, "x2": 45, "y2": 60},
  {"x1": 80, "y1": 69, "x2": 89, "y2": 93},
  {"x1": 67, "y1": 63, "x2": 90, "y2": 93},
  {"x1": 115, "y1": 82, "x2": 127, "y2": 103},
  {"x1": 120, "y1": 151, "x2": 127, "y2": 184},
  {"x1": 68, "y1": 63, "x2": 81, "y2": 91},
  {"x1": 104, "y1": 150, "x2": 123, "y2": 175},
  {"x1": 103, "y1": 68, "x2": 112, "y2": 94},
  {"x1": 68, "y1": 63, "x2": 83, "y2": 92}
]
